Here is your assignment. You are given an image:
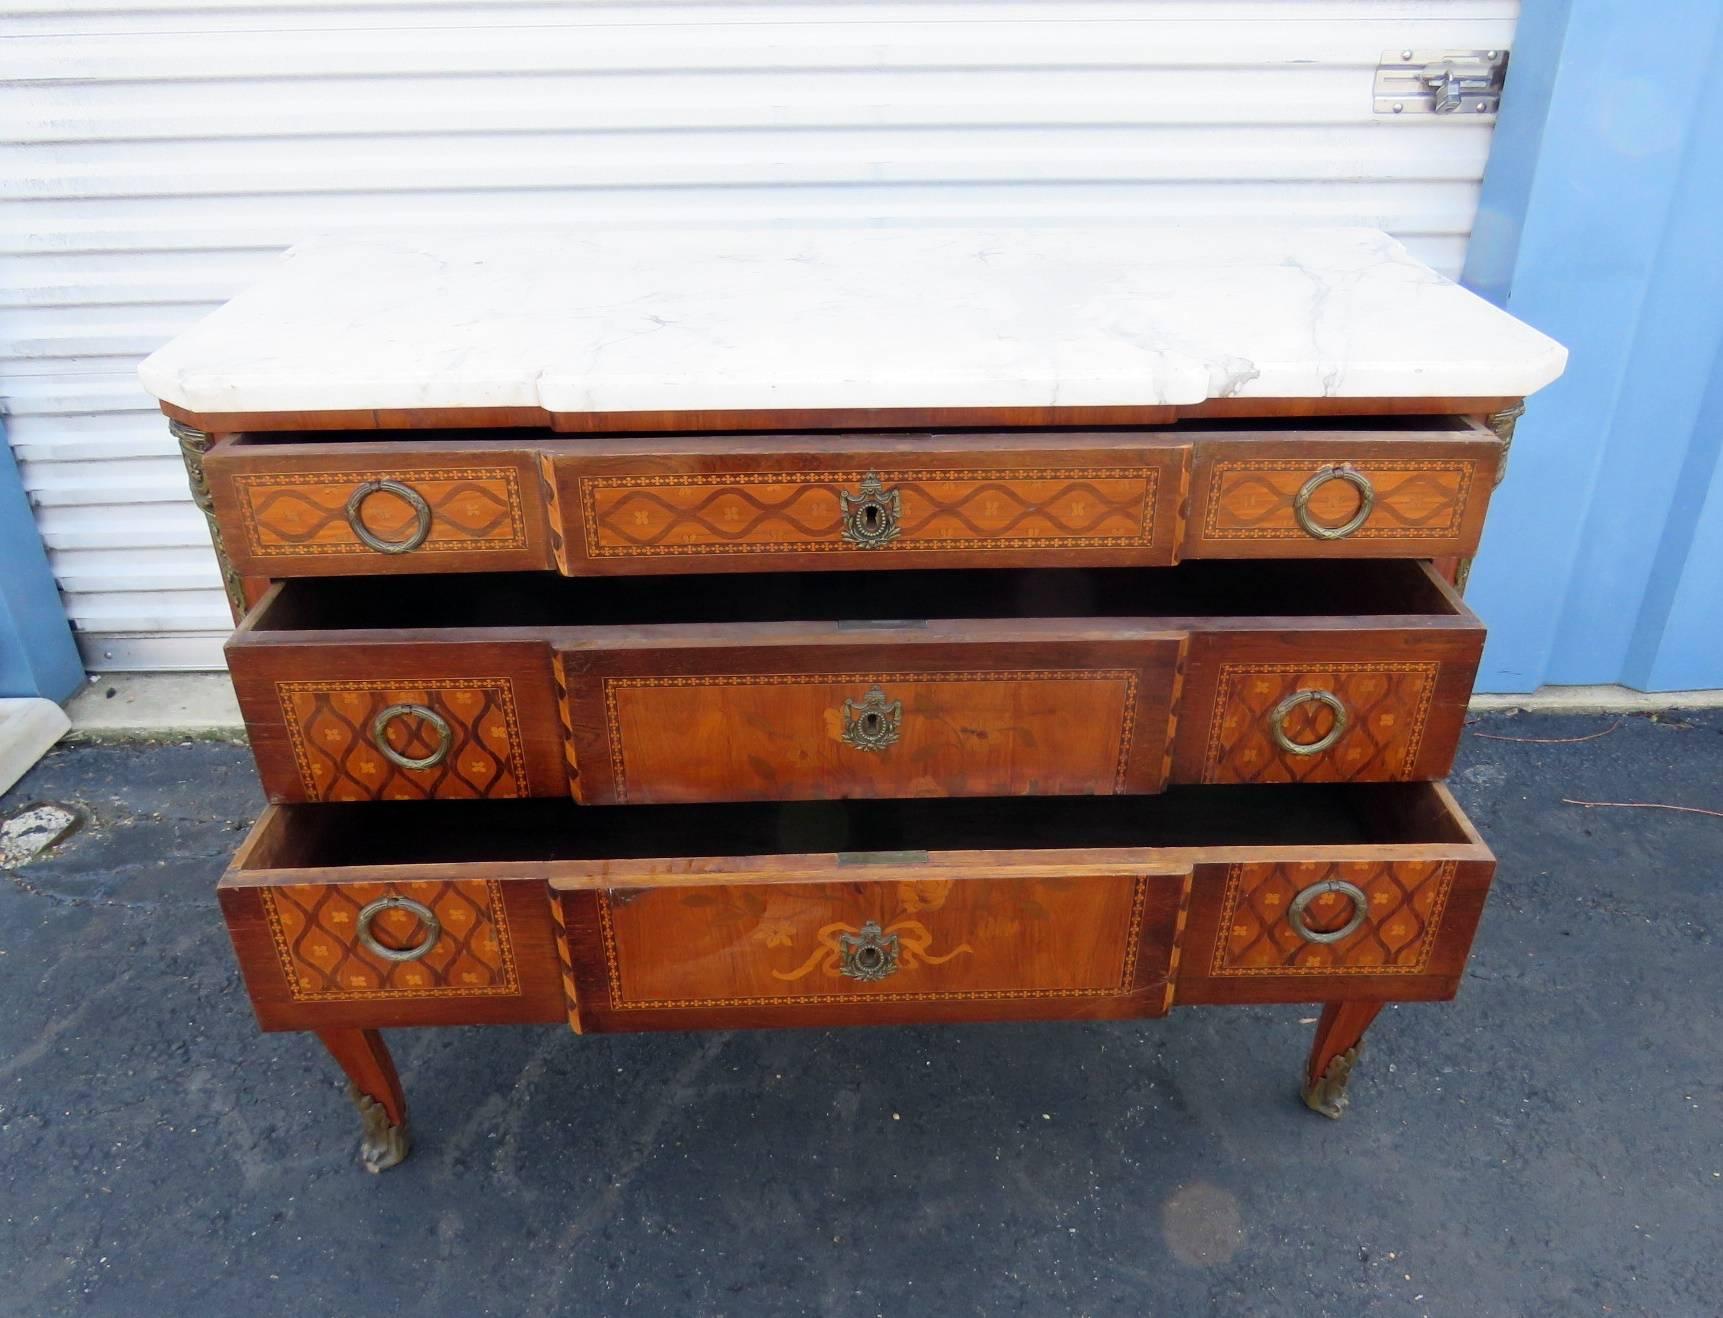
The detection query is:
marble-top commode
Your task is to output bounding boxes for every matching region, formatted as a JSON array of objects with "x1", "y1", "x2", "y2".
[{"x1": 139, "y1": 226, "x2": 1566, "y2": 417}]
